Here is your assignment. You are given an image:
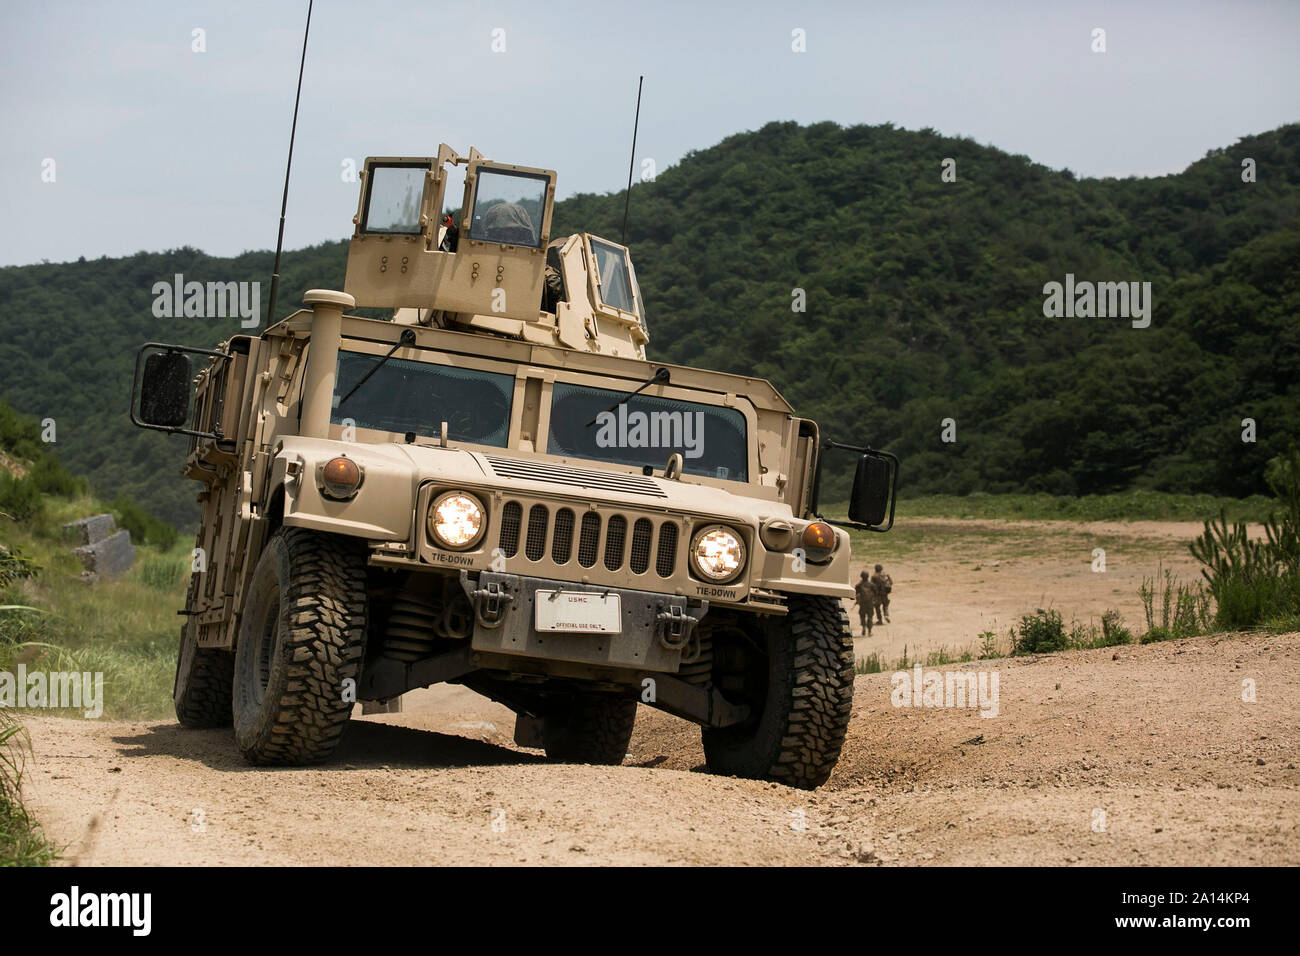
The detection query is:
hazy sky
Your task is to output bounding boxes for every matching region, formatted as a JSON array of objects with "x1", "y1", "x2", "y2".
[{"x1": 2, "y1": 0, "x2": 1297, "y2": 267}]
